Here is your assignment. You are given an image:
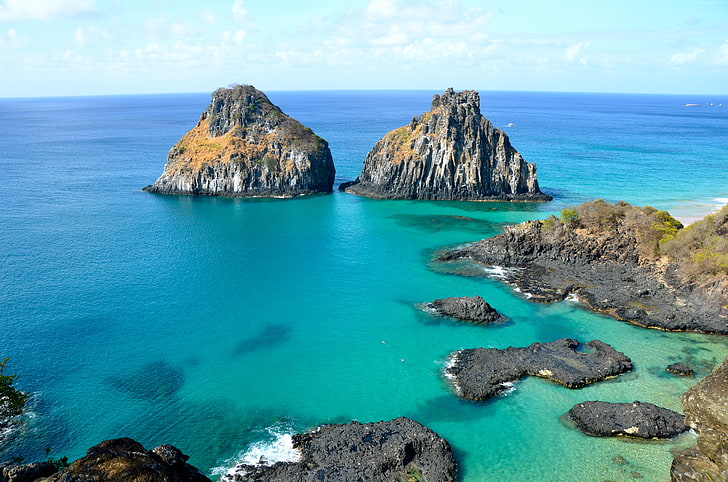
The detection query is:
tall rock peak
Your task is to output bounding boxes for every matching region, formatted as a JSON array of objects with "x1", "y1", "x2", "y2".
[
  {"x1": 342, "y1": 88, "x2": 550, "y2": 201},
  {"x1": 144, "y1": 84, "x2": 335, "y2": 198}
]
